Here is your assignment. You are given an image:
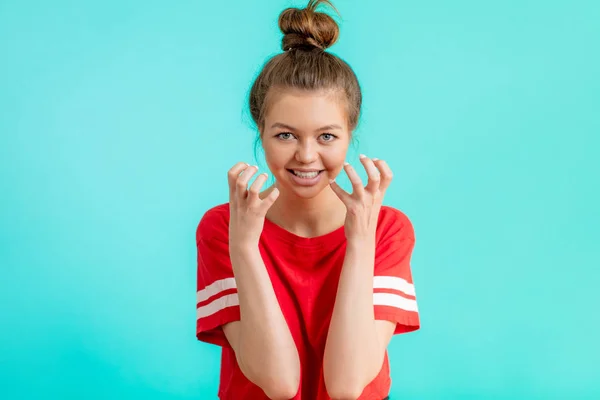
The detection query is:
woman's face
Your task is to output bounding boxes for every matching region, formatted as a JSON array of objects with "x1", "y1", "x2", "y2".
[{"x1": 261, "y1": 89, "x2": 351, "y2": 199}]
